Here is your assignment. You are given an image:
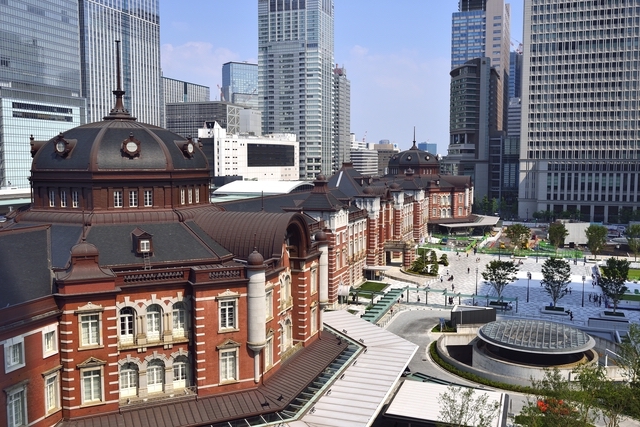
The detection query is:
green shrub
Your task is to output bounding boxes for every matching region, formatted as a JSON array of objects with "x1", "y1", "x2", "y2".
[{"x1": 439, "y1": 254, "x2": 449, "y2": 266}]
